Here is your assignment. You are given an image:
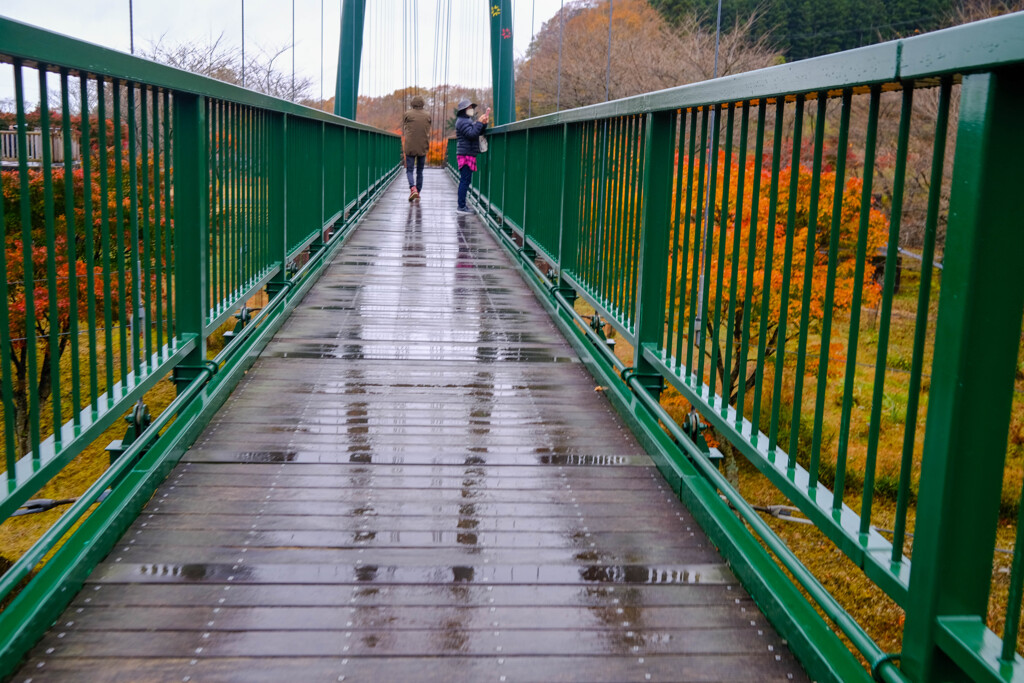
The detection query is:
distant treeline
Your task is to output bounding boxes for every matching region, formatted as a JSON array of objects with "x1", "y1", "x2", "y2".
[{"x1": 648, "y1": 0, "x2": 953, "y2": 61}]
